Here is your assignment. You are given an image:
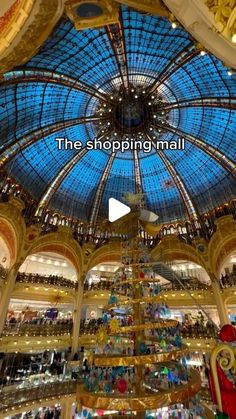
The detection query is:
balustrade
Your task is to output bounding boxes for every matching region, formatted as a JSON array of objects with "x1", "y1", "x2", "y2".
[
  {"x1": 2, "y1": 322, "x2": 73, "y2": 337},
  {"x1": 0, "y1": 379, "x2": 76, "y2": 411}
]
